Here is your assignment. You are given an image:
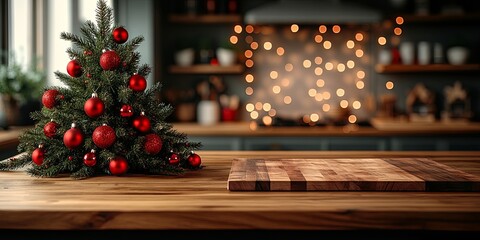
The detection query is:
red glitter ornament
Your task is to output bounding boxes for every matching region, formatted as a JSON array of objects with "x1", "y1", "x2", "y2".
[
  {"x1": 113, "y1": 27, "x2": 129, "y2": 44},
  {"x1": 144, "y1": 133, "x2": 163, "y2": 155},
  {"x1": 188, "y1": 152, "x2": 202, "y2": 168},
  {"x1": 68, "y1": 156, "x2": 74, "y2": 161},
  {"x1": 67, "y1": 59, "x2": 83, "y2": 77},
  {"x1": 63, "y1": 123, "x2": 84, "y2": 149},
  {"x1": 92, "y1": 124, "x2": 116, "y2": 148},
  {"x1": 32, "y1": 145, "x2": 45, "y2": 166},
  {"x1": 133, "y1": 112, "x2": 151, "y2": 132},
  {"x1": 109, "y1": 156, "x2": 128, "y2": 175},
  {"x1": 168, "y1": 152, "x2": 180, "y2": 165},
  {"x1": 42, "y1": 89, "x2": 60, "y2": 109},
  {"x1": 120, "y1": 104, "x2": 133, "y2": 117},
  {"x1": 84, "y1": 93, "x2": 105, "y2": 118},
  {"x1": 83, "y1": 149, "x2": 97, "y2": 167},
  {"x1": 83, "y1": 50, "x2": 92, "y2": 56},
  {"x1": 128, "y1": 73, "x2": 147, "y2": 92},
  {"x1": 99, "y1": 49, "x2": 120, "y2": 70},
  {"x1": 43, "y1": 120, "x2": 59, "y2": 138}
]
